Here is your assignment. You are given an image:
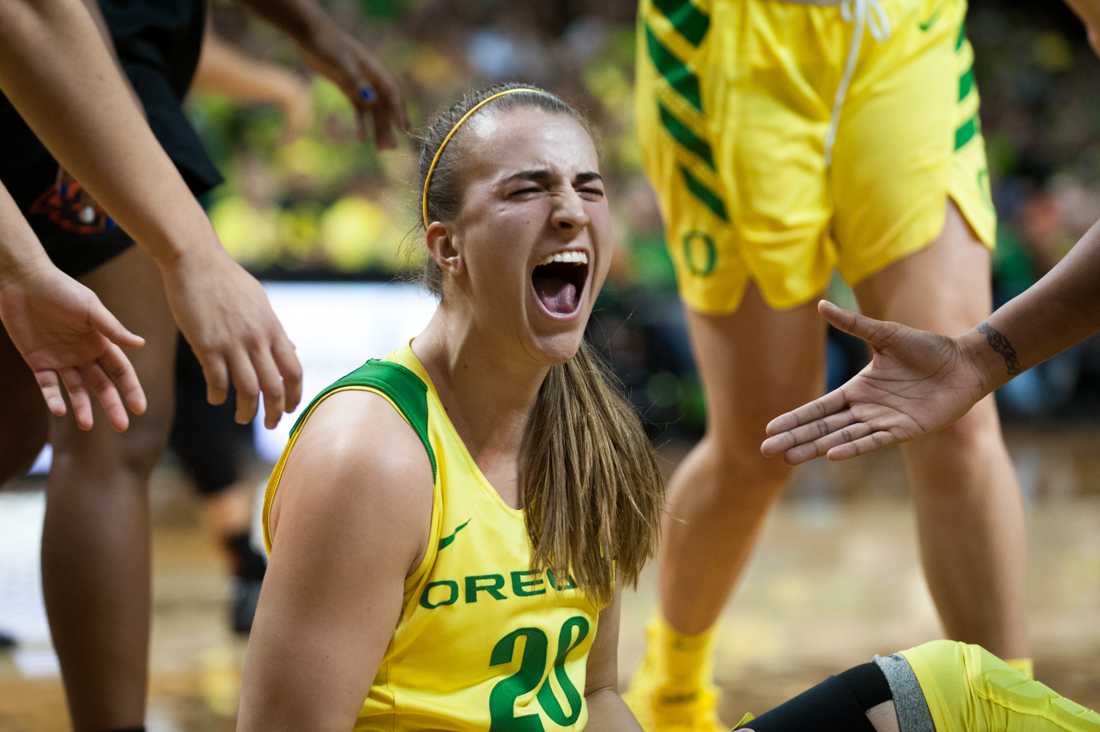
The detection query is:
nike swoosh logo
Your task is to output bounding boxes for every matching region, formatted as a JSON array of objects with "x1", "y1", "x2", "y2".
[
  {"x1": 438, "y1": 519, "x2": 471, "y2": 551},
  {"x1": 918, "y1": 4, "x2": 943, "y2": 31}
]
